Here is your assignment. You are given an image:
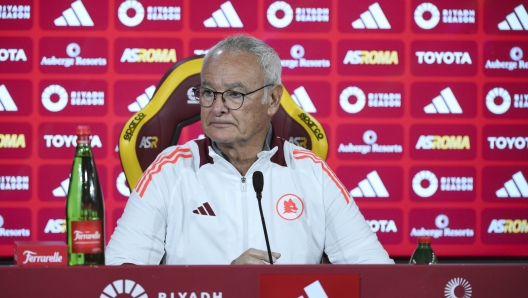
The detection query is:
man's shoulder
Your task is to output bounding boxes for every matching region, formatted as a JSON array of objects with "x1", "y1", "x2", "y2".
[
  {"x1": 270, "y1": 137, "x2": 311, "y2": 168},
  {"x1": 284, "y1": 142, "x2": 324, "y2": 166},
  {"x1": 158, "y1": 142, "x2": 192, "y2": 158},
  {"x1": 154, "y1": 140, "x2": 203, "y2": 171},
  {"x1": 278, "y1": 140, "x2": 327, "y2": 175}
]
